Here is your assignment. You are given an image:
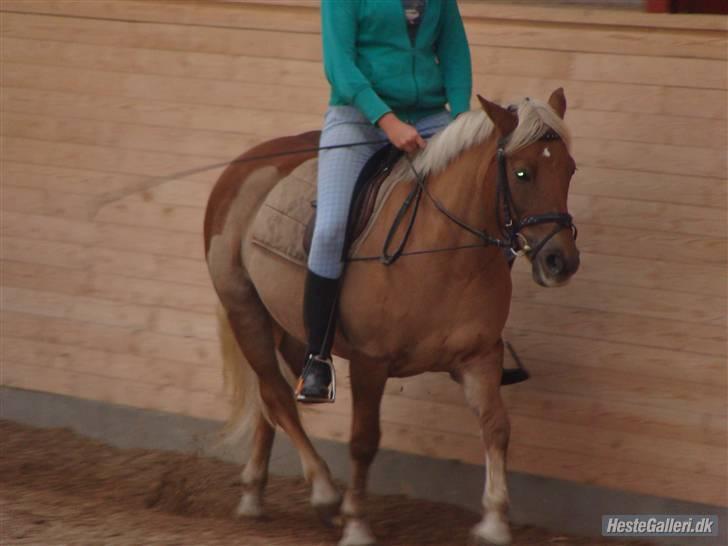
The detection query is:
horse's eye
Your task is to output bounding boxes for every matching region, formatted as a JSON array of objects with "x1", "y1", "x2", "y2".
[{"x1": 514, "y1": 169, "x2": 531, "y2": 182}]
